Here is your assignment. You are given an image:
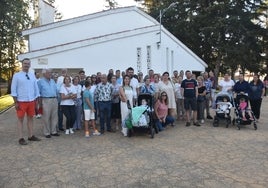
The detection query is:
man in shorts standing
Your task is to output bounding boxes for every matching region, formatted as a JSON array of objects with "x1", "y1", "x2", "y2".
[
  {"x1": 181, "y1": 70, "x2": 200, "y2": 126},
  {"x1": 11, "y1": 58, "x2": 41, "y2": 145}
]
